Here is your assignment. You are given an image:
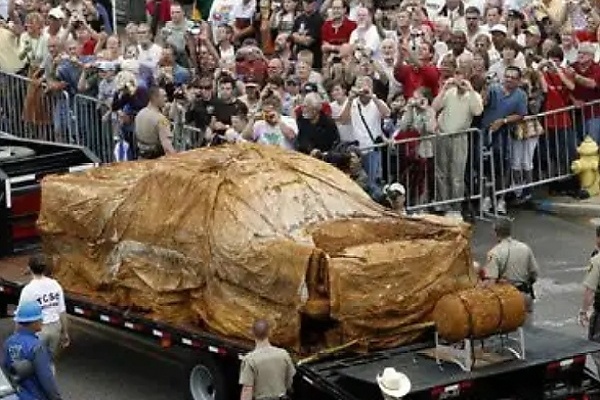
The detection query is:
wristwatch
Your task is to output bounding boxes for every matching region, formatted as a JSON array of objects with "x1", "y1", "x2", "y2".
[{"x1": 503, "y1": 118, "x2": 508, "y2": 125}]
